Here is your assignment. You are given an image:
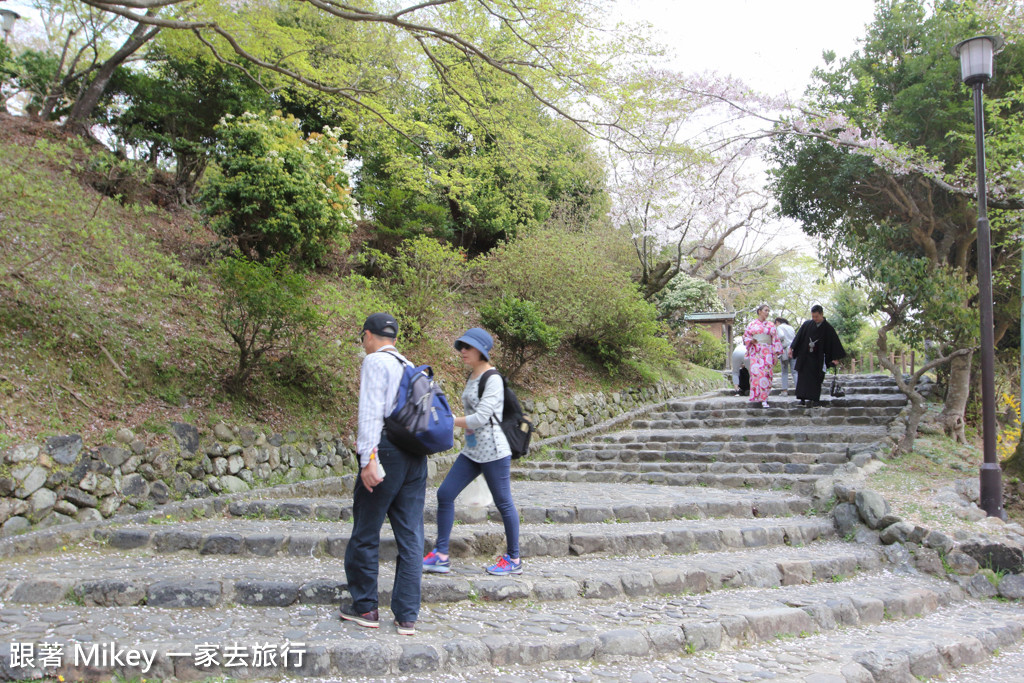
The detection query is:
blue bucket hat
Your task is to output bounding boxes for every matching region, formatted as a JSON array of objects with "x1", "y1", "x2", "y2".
[{"x1": 454, "y1": 327, "x2": 493, "y2": 361}]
